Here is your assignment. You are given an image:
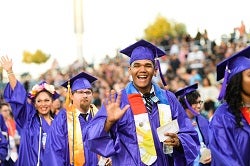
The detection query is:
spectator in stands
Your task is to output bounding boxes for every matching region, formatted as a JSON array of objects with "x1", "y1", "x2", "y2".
[{"x1": 0, "y1": 102, "x2": 19, "y2": 163}]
